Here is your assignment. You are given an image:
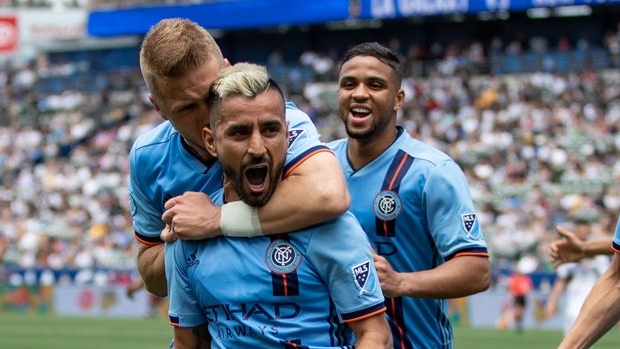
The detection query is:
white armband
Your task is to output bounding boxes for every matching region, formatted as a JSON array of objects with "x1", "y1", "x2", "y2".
[{"x1": 220, "y1": 201, "x2": 263, "y2": 237}]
